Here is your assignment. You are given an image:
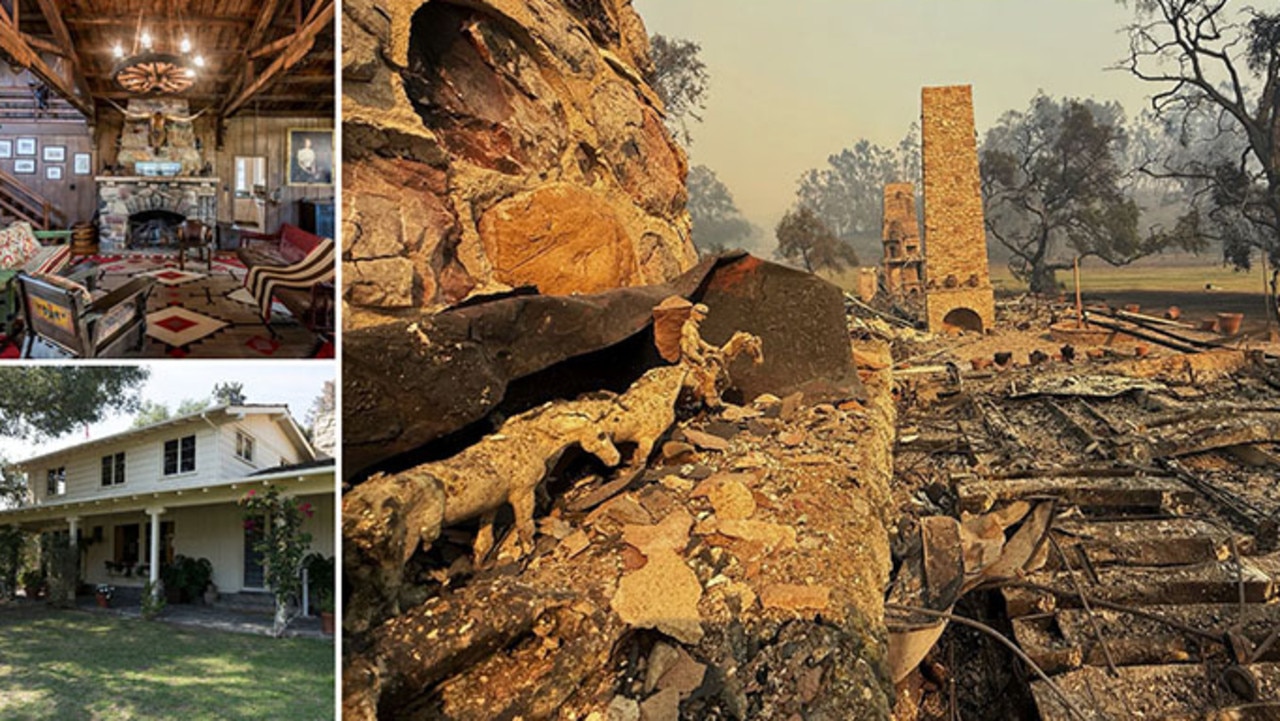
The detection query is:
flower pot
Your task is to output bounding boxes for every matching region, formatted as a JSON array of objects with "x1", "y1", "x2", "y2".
[
  {"x1": 95, "y1": 593, "x2": 110, "y2": 609},
  {"x1": 970, "y1": 357, "x2": 992, "y2": 371},
  {"x1": 1134, "y1": 344, "x2": 1150, "y2": 358},
  {"x1": 1200, "y1": 318, "x2": 1219, "y2": 332},
  {"x1": 24, "y1": 586, "x2": 39, "y2": 599},
  {"x1": 1165, "y1": 306, "x2": 1181, "y2": 321},
  {"x1": 1124, "y1": 303, "x2": 1141, "y2": 314},
  {"x1": 1217, "y1": 312, "x2": 1244, "y2": 336},
  {"x1": 320, "y1": 611, "x2": 335, "y2": 635}
]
